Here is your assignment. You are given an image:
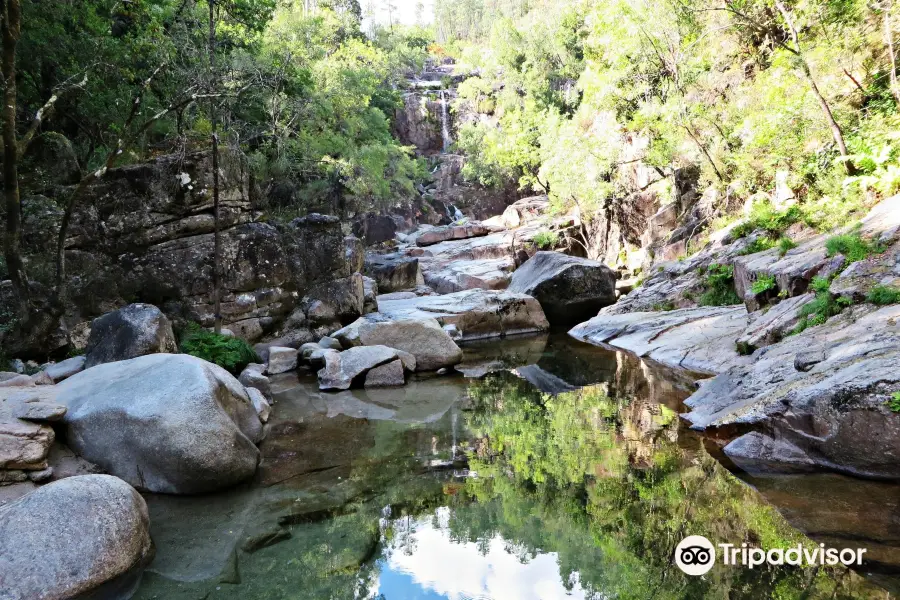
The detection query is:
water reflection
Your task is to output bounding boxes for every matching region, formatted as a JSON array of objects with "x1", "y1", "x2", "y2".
[{"x1": 134, "y1": 336, "x2": 898, "y2": 600}]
